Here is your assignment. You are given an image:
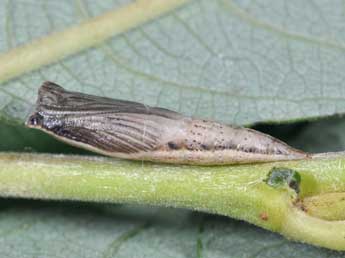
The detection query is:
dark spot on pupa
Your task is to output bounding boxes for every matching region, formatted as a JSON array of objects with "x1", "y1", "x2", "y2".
[
  {"x1": 201, "y1": 144, "x2": 210, "y2": 150},
  {"x1": 228, "y1": 143, "x2": 237, "y2": 150},
  {"x1": 247, "y1": 147, "x2": 256, "y2": 153},
  {"x1": 186, "y1": 144, "x2": 194, "y2": 150},
  {"x1": 168, "y1": 141, "x2": 180, "y2": 150},
  {"x1": 216, "y1": 145, "x2": 225, "y2": 150}
]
